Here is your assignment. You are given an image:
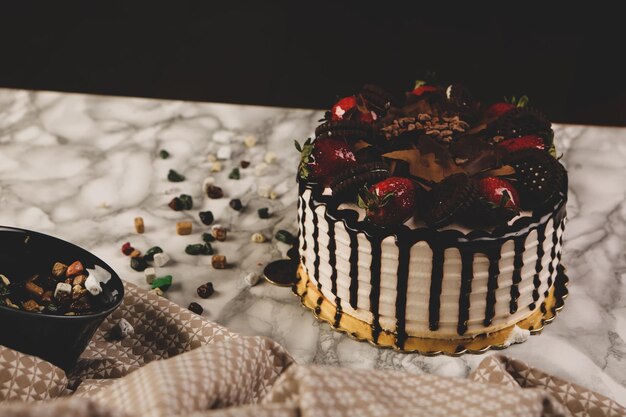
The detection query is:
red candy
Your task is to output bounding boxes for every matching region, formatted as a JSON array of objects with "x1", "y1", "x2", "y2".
[
  {"x1": 121, "y1": 242, "x2": 134, "y2": 256},
  {"x1": 331, "y1": 96, "x2": 376, "y2": 123}
]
